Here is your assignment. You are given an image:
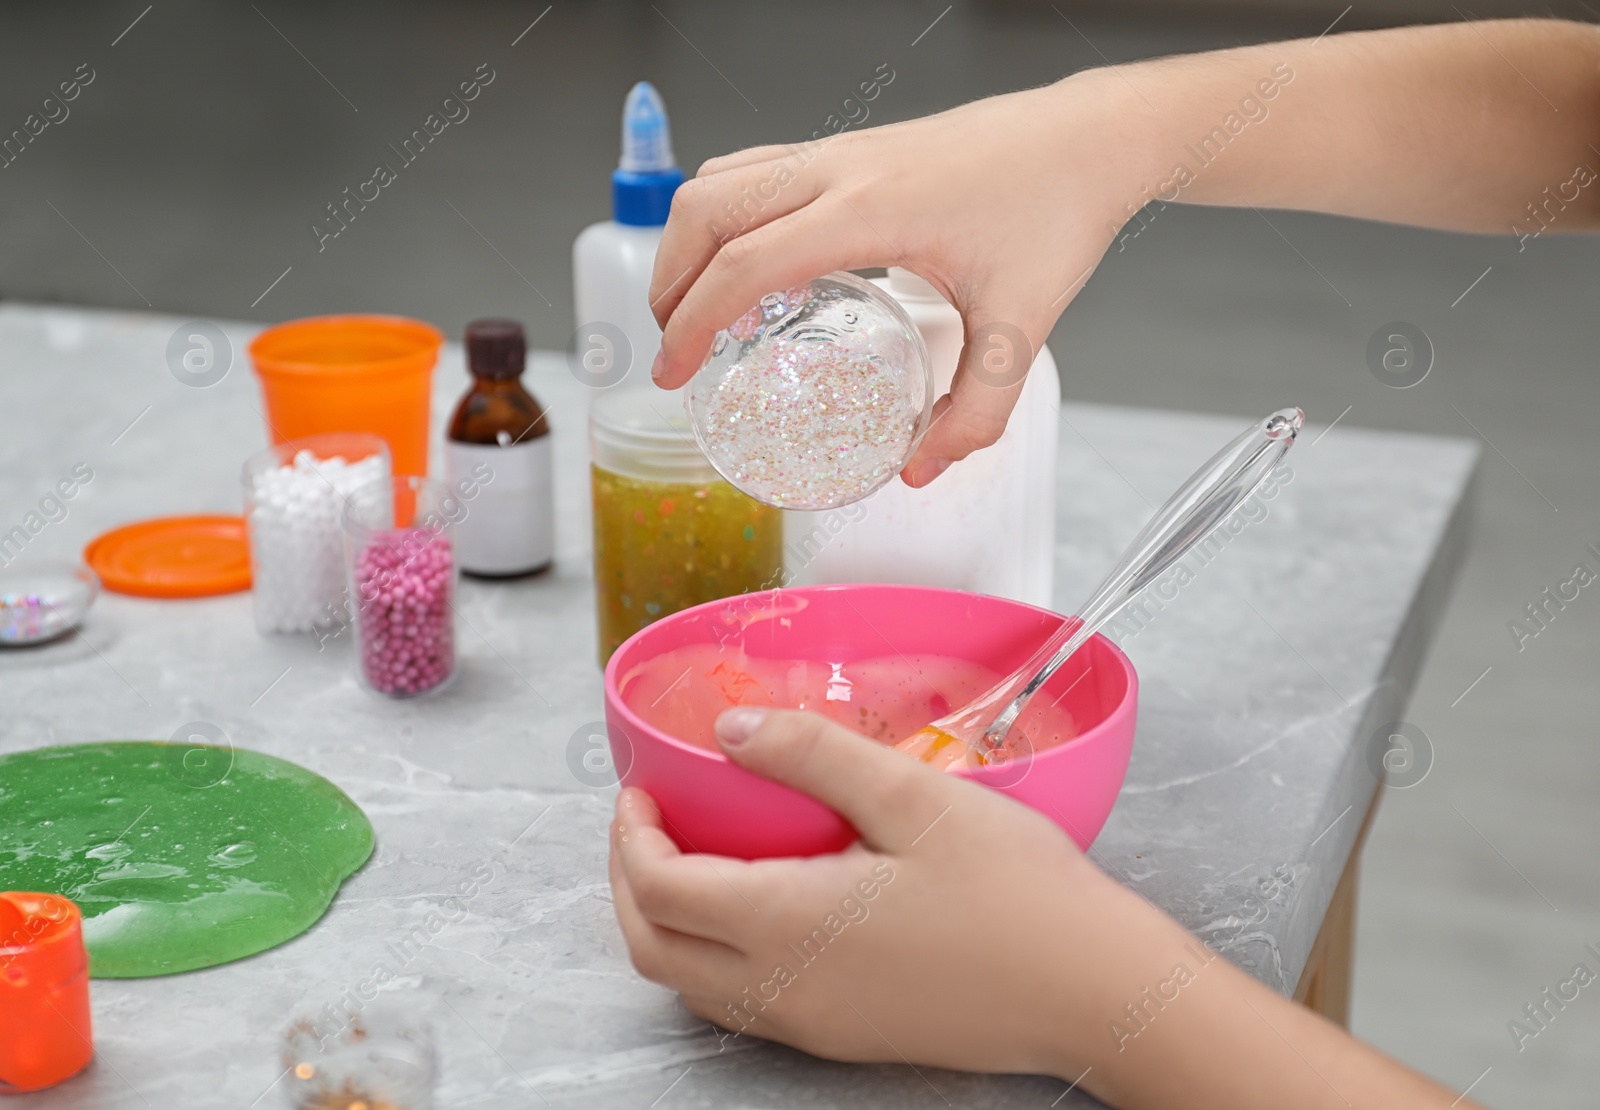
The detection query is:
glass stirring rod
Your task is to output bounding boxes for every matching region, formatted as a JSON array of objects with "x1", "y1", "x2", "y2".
[{"x1": 896, "y1": 407, "x2": 1304, "y2": 771}]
